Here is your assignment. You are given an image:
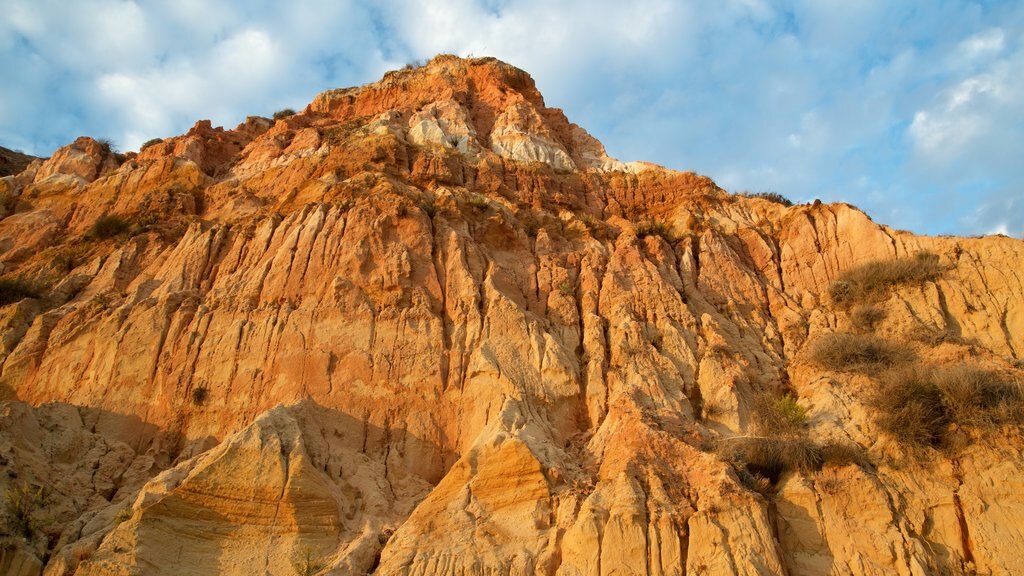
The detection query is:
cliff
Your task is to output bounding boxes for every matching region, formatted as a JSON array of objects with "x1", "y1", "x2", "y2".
[{"x1": 0, "y1": 55, "x2": 1022, "y2": 576}]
